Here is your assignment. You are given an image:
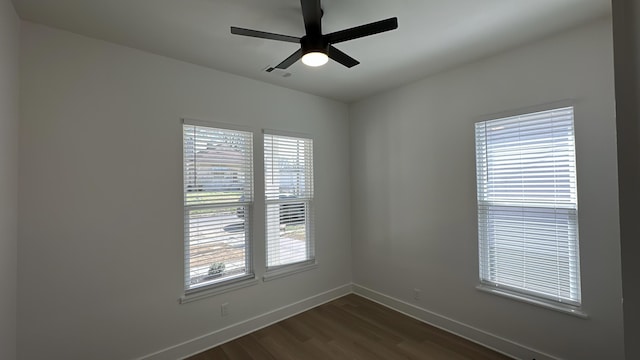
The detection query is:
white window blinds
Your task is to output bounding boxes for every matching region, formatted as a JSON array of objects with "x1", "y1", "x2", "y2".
[
  {"x1": 264, "y1": 133, "x2": 314, "y2": 269},
  {"x1": 475, "y1": 106, "x2": 581, "y2": 306},
  {"x1": 183, "y1": 122, "x2": 253, "y2": 292}
]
